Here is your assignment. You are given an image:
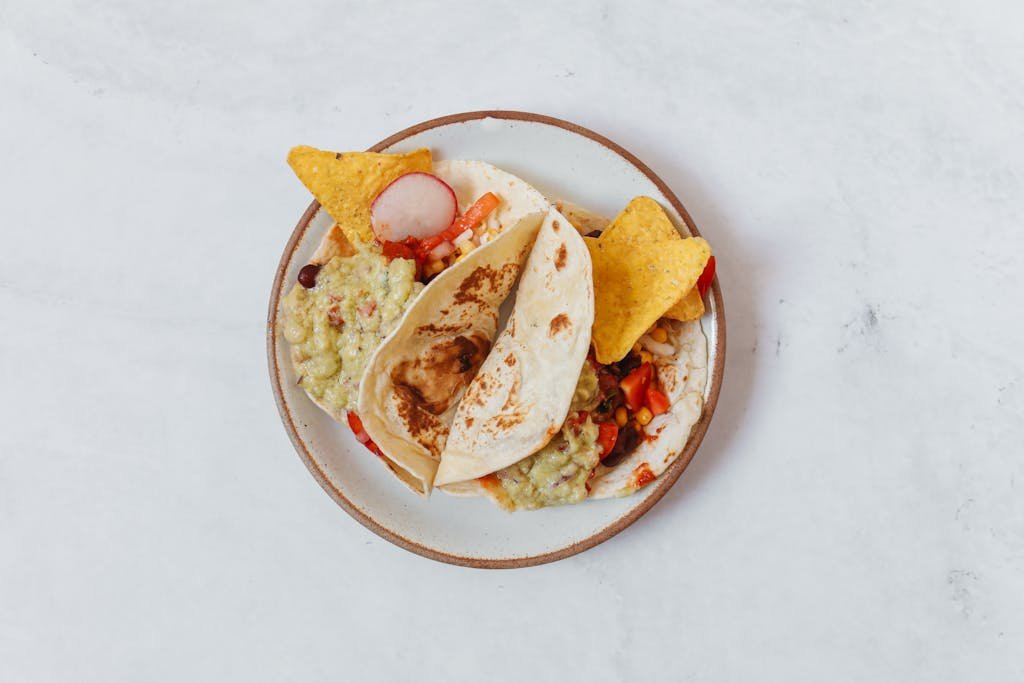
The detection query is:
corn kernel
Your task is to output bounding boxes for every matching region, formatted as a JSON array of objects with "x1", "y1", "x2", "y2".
[
  {"x1": 424, "y1": 260, "x2": 445, "y2": 277},
  {"x1": 614, "y1": 407, "x2": 629, "y2": 427},
  {"x1": 639, "y1": 350, "x2": 653, "y2": 364},
  {"x1": 632, "y1": 342, "x2": 643, "y2": 354},
  {"x1": 458, "y1": 240, "x2": 476, "y2": 255},
  {"x1": 635, "y1": 407, "x2": 653, "y2": 426},
  {"x1": 650, "y1": 327, "x2": 668, "y2": 343}
]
